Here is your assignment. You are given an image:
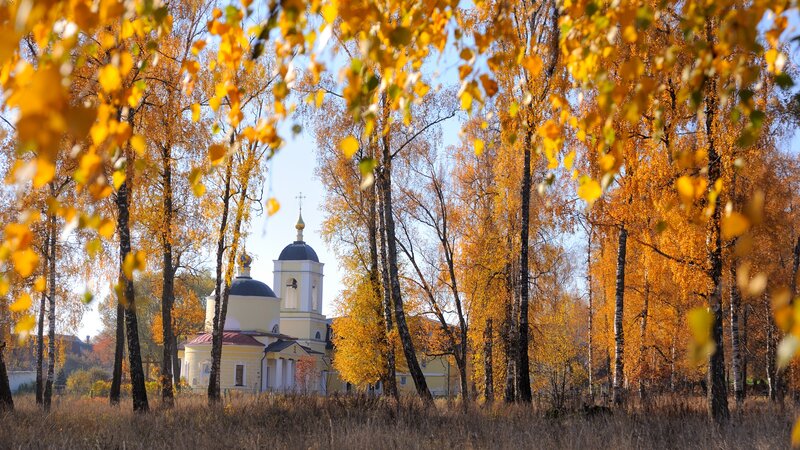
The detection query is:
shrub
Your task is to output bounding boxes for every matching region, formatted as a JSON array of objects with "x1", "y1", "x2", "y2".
[
  {"x1": 145, "y1": 381, "x2": 160, "y2": 397},
  {"x1": 90, "y1": 380, "x2": 111, "y2": 398},
  {"x1": 66, "y1": 367, "x2": 111, "y2": 396}
]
